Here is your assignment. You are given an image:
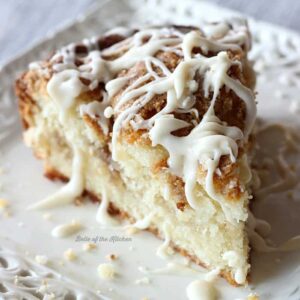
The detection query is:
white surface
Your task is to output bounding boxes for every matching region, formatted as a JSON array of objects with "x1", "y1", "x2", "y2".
[
  {"x1": 1, "y1": 0, "x2": 300, "y2": 299},
  {"x1": 2, "y1": 0, "x2": 300, "y2": 66}
]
